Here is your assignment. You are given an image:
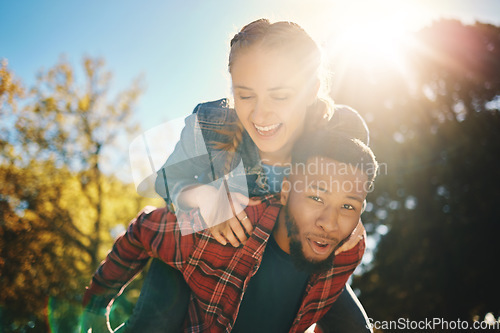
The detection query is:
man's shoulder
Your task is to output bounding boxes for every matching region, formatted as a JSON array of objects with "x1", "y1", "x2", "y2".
[
  {"x1": 333, "y1": 237, "x2": 366, "y2": 268},
  {"x1": 134, "y1": 206, "x2": 178, "y2": 230},
  {"x1": 137, "y1": 205, "x2": 169, "y2": 218},
  {"x1": 245, "y1": 197, "x2": 282, "y2": 231}
]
